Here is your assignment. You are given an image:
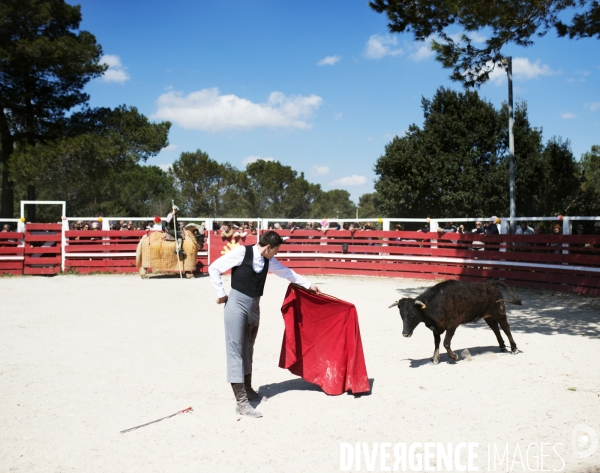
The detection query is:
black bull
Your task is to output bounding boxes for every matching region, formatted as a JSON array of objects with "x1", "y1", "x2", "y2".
[{"x1": 389, "y1": 280, "x2": 522, "y2": 364}]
